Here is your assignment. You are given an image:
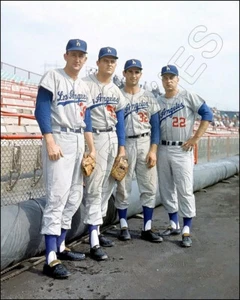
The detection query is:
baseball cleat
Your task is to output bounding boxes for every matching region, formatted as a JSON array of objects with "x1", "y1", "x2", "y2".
[
  {"x1": 141, "y1": 230, "x2": 163, "y2": 243},
  {"x1": 43, "y1": 259, "x2": 71, "y2": 279},
  {"x1": 160, "y1": 226, "x2": 181, "y2": 236},
  {"x1": 118, "y1": 228, "x2": 131, "y2": 241},
  {"x1": 90, "y1": 246, "x2": 108, "y2": 261},
  {"x1": 99, "y1": 234, "x2": 115, "y2": 247},
  {"x1": 57, "y1": 247, "x2": 85, "y2": 261},
  {"x1": 181, "y1": 233, "x2": 192, "y2": 247}
]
